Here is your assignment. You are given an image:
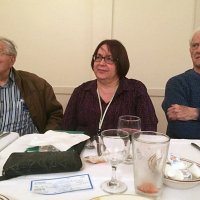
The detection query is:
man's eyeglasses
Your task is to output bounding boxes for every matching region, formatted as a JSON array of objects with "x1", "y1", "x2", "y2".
[
  {"x1": 0, "y1": 51, "x2": 6, "y2": 57},
  {"x1": 0, "y1": 51, "x2": 10, "y2": 57},
  {"x1": 93, "y1": 54, "x2": 116, "y2": 64}
]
